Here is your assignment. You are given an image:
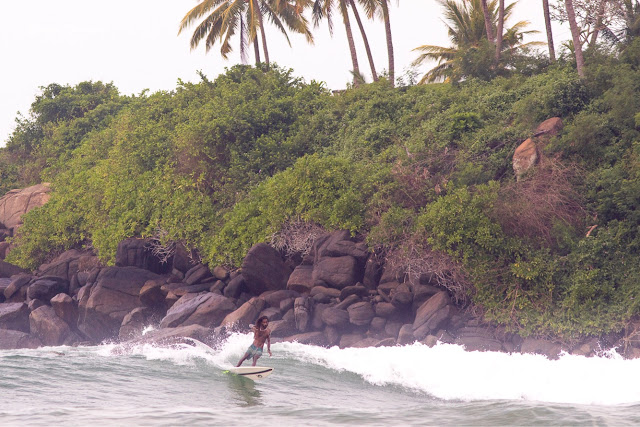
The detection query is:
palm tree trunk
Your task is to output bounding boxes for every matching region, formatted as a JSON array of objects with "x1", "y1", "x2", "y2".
[
  {"x1": 589, "y1": 0, "x2": 607, "y2": 48},
  {"x1": 254, "y1": 36, "x2": 261, "y2": 65},
  {"x1": 254, "y1": 0, "x2": 270, "y2": 67},
  {"x1": 341, "y1": 1, "x2": 361, "y2": 86},
  {"x1": 495, "y1": 0, "x2": 504, "y2": 62},
  {"x1": 565, "y1": 0, "x2": 585, "y2": 78},
  {"x1": 349, "y1": 0, "x2": 378, "y2": 82},
  {"x1": 480, "y1": 0, "x2": 494, "y2": 42},
  {"x1": 542, "y1": 0, "x2": 556, "y2": 61},
  {"x1": 381, "y1": 0, "x2": 395, "y2": 87}
]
